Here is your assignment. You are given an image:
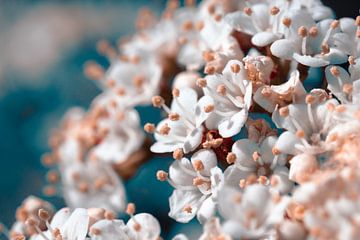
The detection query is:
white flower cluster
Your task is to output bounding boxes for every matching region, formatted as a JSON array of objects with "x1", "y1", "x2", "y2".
[
  {"x1": 3, "y1": 199, "x2": 160, "y2": 240},
  {"x1": 1, "y1": 0, "x2": 360, "y2": 239}
]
